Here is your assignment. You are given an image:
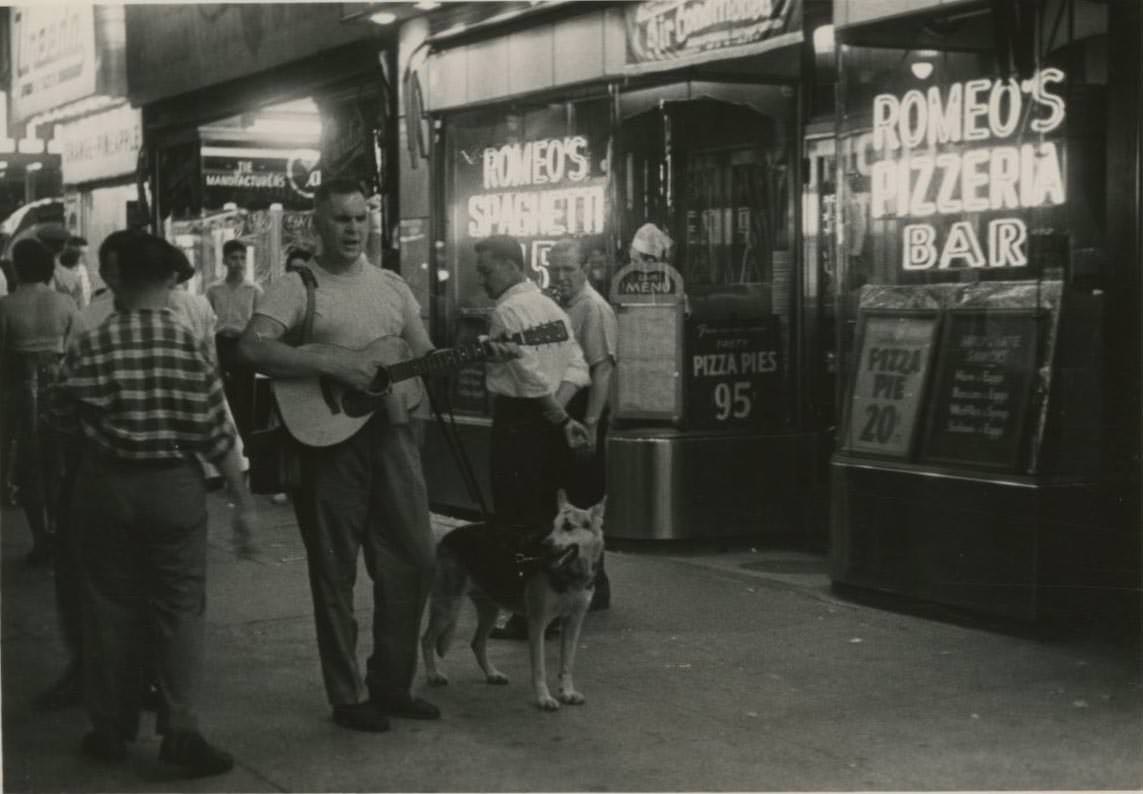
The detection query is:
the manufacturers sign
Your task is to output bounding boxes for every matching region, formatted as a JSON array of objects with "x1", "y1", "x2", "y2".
[
  {"x1": 626, "y1": 0, "x2": 799, "y2": 66},
  {"x1": 201, "y1": 146, "x2": 320, "y2": 211},
  {"x1": 10, "y1": 5, "x2": 98, "y2": 122}
]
